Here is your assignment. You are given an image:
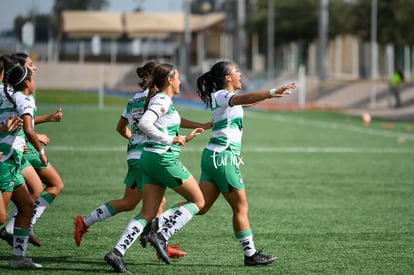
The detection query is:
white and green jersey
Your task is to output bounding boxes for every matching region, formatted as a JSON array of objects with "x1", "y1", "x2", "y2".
[
  {"x1": 143, "y1": 92, "x2": 181, "y2": 154},
  {"x1": 0, "y1": 84, "x2": 24, "y2": 163},
  {"x1": 14, "y1": 91, "x2": 37, "y2": 161},
  {"x1": 206, "y1": 89, "x2": 244, "y2": 154},
  {"x1": 14, "y1": 91, "x2": 37, "y2": 130},
  {"x1": 122, "y1": 89, "x2": 148, "y2": 160}
]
